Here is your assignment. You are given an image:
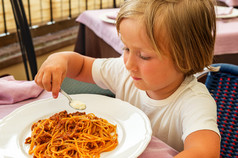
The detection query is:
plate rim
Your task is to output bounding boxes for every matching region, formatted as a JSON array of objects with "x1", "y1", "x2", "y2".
[{"x1": 215, "y1": 6, "x2": 238, "y2": 19}]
